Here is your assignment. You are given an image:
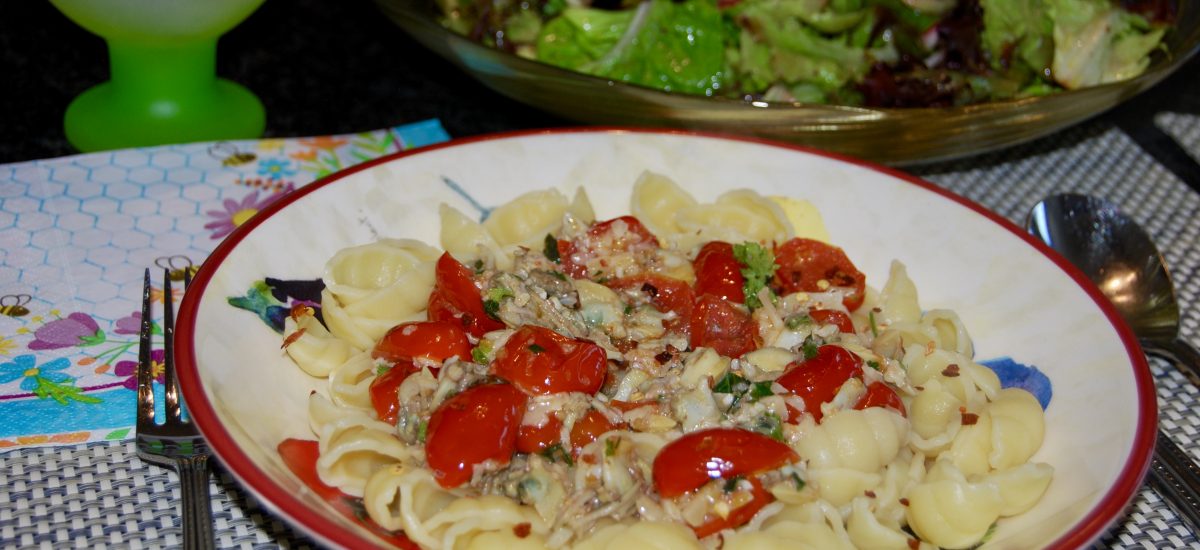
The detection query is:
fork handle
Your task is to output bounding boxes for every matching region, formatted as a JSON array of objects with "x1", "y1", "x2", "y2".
[{"x1": 178, "y1": 455, "x2": 216, "y2": 550}]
